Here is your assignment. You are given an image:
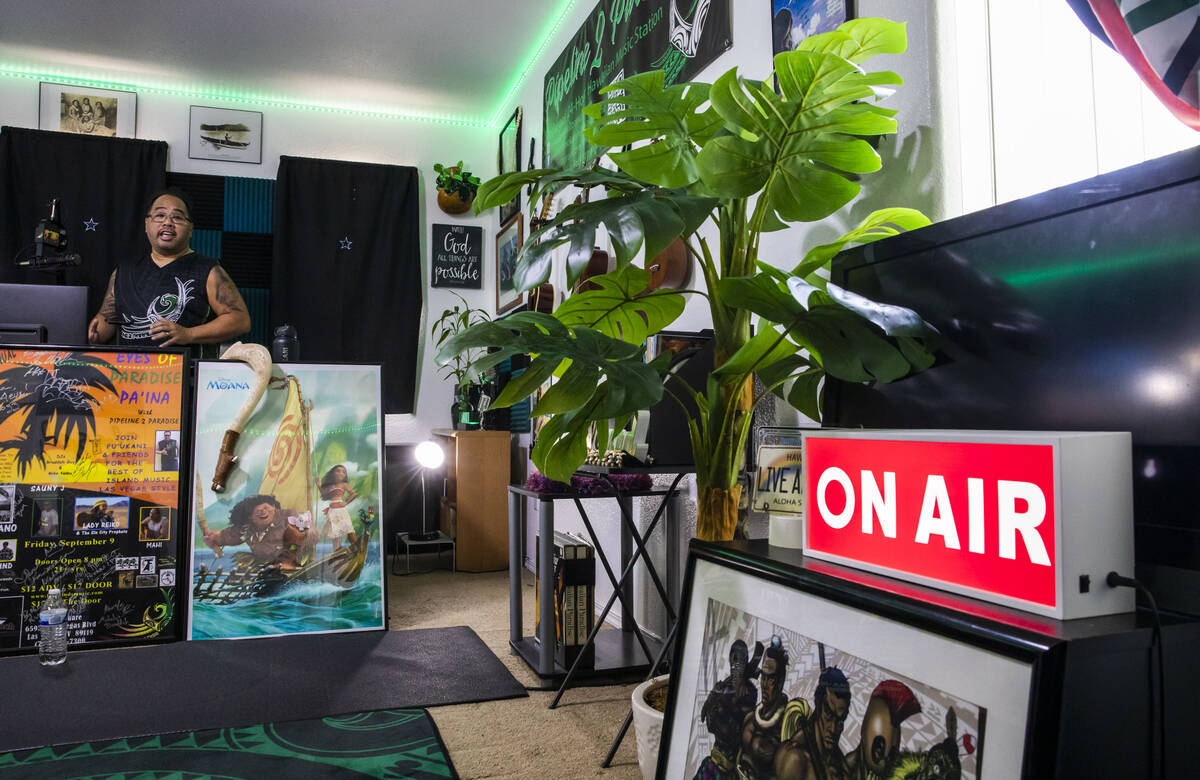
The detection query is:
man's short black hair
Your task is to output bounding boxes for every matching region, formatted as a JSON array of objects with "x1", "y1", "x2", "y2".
[{"x1": 144, "y1": 186, "x2": 194, "y2": 218}]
